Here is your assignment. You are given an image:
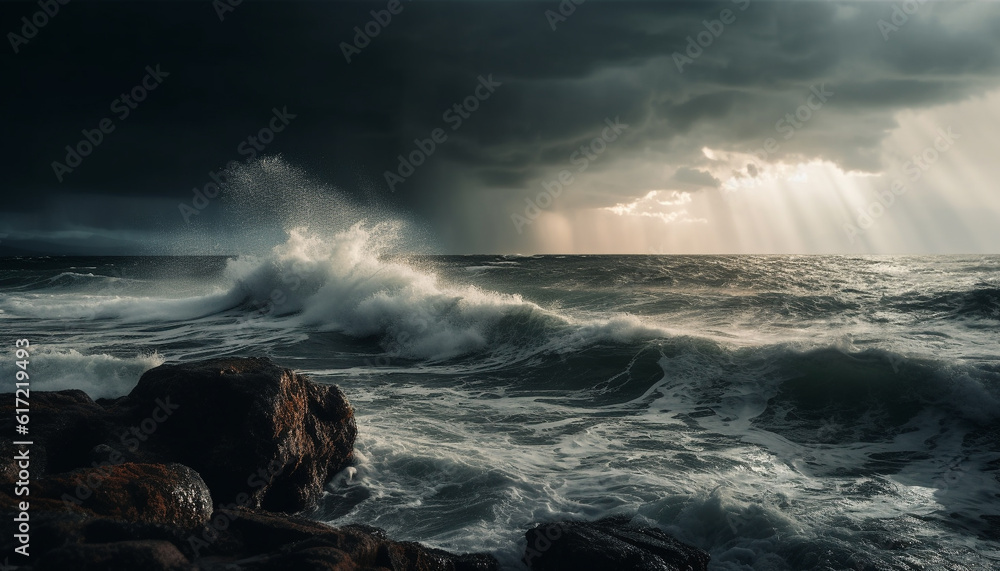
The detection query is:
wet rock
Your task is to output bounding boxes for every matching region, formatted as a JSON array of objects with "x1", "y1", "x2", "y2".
[
  {"x1": 111, "y1": 357, "x2": 357, "y2": 513},
  {"x1": 184, "y1": 507, "x2": 497, "y2": 571},
  {"x1": 0, "y1": 389, "x2": 113, "y2": 479},
  {"x1": 523, "y1": 516, "x2": 710, "y2": 571},
  {"x1": 0, "y1": 357, "x2": 358, "y2": 514},
  {"x1": 0, "y1": 357, "x2": 495, "y2": 571},
  {"x1": 33, "y1": 539, "x2": 190, "y2": 571},
  {"x1": 31, "y1": 462, "x2": 214, "y2": 529}
]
